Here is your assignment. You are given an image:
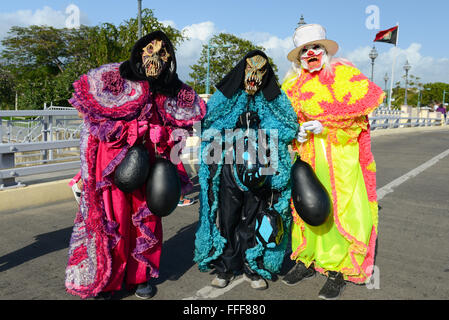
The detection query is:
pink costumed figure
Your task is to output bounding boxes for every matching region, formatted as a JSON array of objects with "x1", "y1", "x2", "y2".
[{"x1": 65, "y1": 30, "x2": 206, "y2": 299}]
